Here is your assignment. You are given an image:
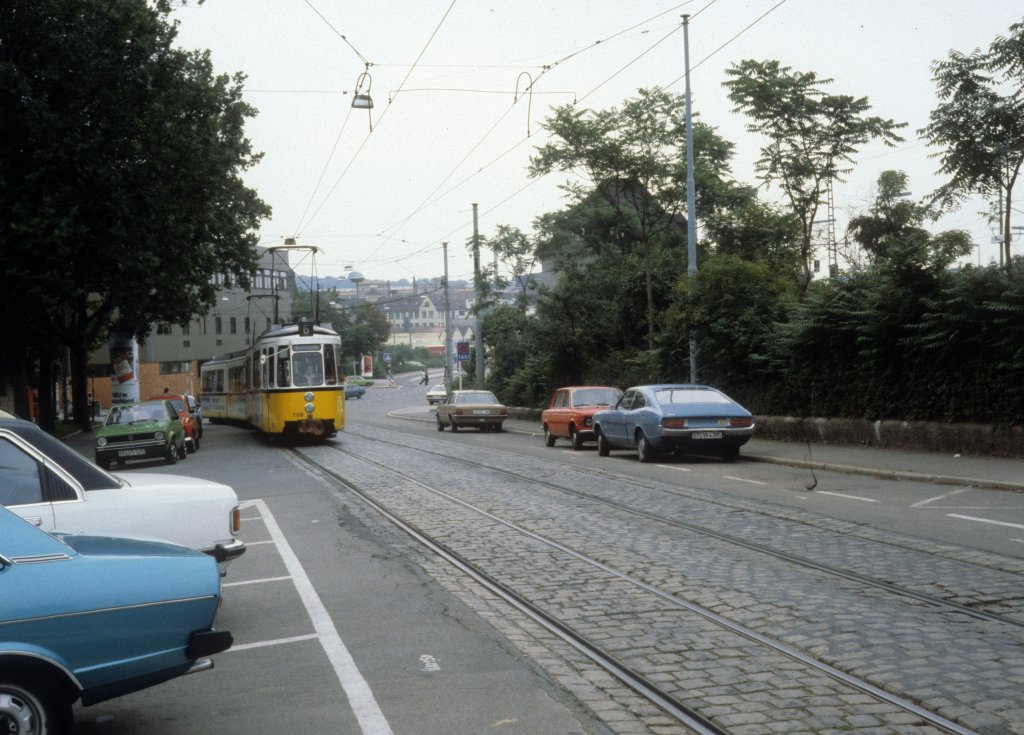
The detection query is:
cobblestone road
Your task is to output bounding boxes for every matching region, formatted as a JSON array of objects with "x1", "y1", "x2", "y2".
[{"x1": 299, "y1": 427, "x2": 1024, "y2": 735}]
